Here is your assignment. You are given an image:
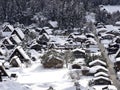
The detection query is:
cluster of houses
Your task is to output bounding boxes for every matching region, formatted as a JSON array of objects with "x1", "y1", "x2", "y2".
[
  {"x1": 0, "y1": 20, "x2": 118, "y2": 89},
  {"x1": 69, "y1": 48, "x2": 117, "y2": 89},
  {"x1": 95, "y1": 22, "x2": 120, "y2": 80}
]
